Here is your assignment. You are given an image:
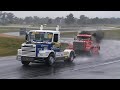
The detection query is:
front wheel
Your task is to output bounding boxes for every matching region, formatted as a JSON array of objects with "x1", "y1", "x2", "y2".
[
  {"x1": 45, "y1": 54, "x2": 55, "y2": 66},
  {"x1": 21, "y1": 61, "x2": 30, "y2": 66}
]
